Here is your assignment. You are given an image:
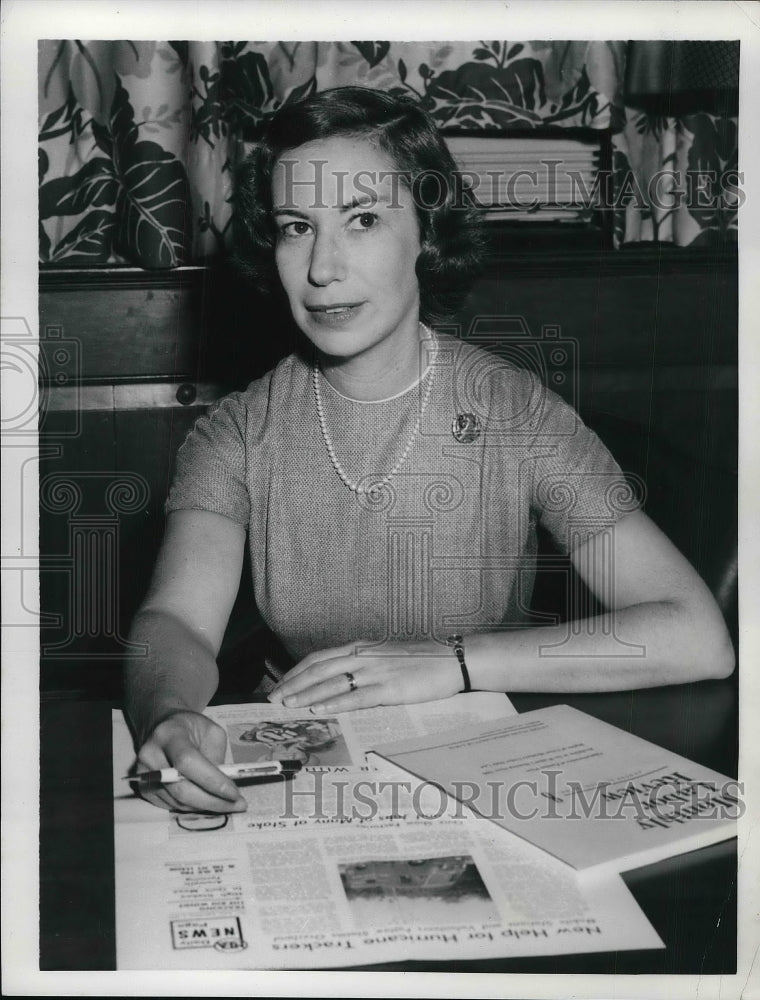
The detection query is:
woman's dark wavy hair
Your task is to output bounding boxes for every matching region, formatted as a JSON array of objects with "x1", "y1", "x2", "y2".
[{"x1": 233, "y1": 86, "x2": 487, "y2": 325}]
